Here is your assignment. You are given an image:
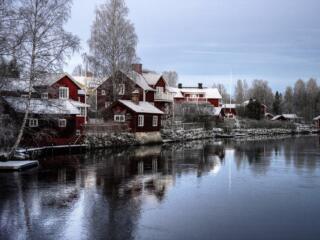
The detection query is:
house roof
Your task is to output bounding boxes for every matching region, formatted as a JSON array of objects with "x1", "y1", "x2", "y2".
[
  {"x1": 272, "y1": 114, "x2": 300, "y2": 121},
  {"x1": 118, "y1": 100, "x2": 164, "y2": 114},
  {"x1": 126, "y1": 71, "x2": 155, "y2": 91},
  {"x1": 167, "y1": 87, "x2": 184, "y2": 98},
  {"x1": 142, "y1": 72, "x2": 164, "y2": 86},
  {"x1": 0, "y1": 78, "x2": 35, "y2": 93},
  {"x1": 314, "y1": 115, "x2": 320, "y2": 121},
  {"x1": 223, "y1": 104, "x2": 236, "y2": 109},
  {"x1": 3, "y1": 97, "x2": 88, "y2": 115},
  {"x1": 179, "y1": 88, "x2": 222, "y2": 99},
  {"x1": 39, "y1": 73, "x2": 84, "y2": 89}
]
